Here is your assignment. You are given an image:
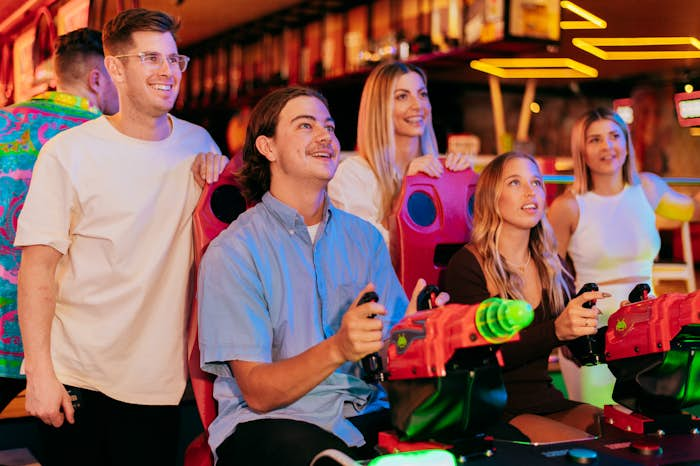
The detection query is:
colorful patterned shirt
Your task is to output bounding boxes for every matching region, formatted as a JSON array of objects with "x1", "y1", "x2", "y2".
[{"x1": 0, "y1": 91, "x2": 100, "y2": 379}]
